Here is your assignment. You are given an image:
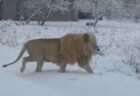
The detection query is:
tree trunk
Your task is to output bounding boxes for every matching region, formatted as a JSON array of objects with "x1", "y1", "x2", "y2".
[
  {"x1": 93, "y1": 13, "x2": 105, "y2": 33},
  {"x1": 25, "y1": 11, "x2": 38, "y2": 24},
  {"x1": 40, "y1": 9, "x2": 51, "y2": 25}
]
